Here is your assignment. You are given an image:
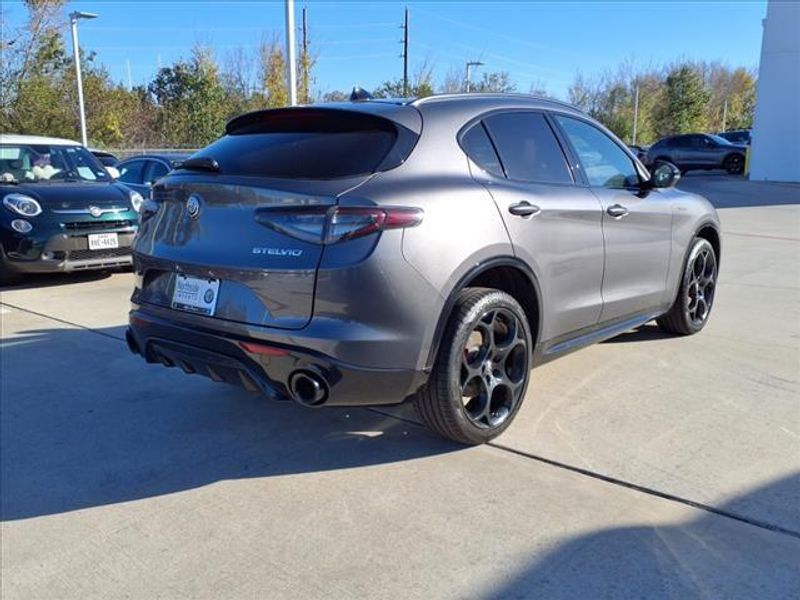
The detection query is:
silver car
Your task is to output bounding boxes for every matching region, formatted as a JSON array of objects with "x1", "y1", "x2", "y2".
[{"x1": 127, "y1": 94, "x2": 721, "y2": 444}]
